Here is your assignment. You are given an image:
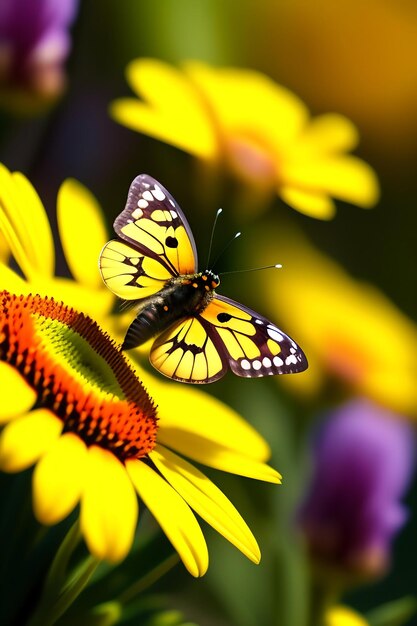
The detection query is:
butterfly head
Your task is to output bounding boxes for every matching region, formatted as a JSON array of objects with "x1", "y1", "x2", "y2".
[{"x1": 200, "y1": 270, "x2": 220, "y2": 291}]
